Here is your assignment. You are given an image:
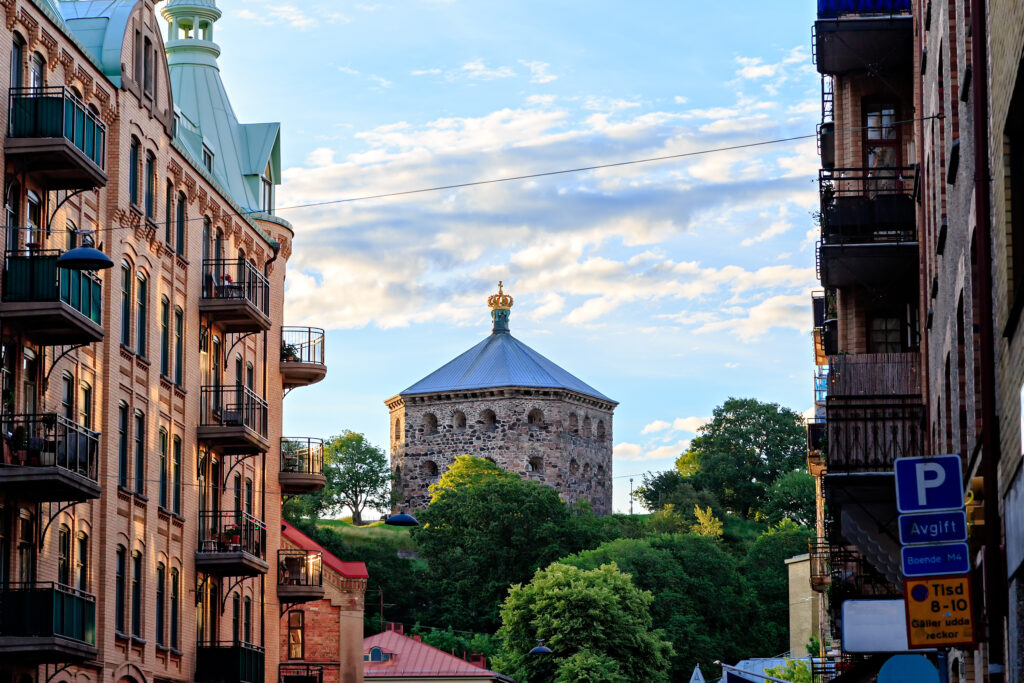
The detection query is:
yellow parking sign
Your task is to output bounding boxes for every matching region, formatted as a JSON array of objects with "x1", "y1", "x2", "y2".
[{"x1": 904, "y1": 575, "x2": 976, "y2": 649}]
